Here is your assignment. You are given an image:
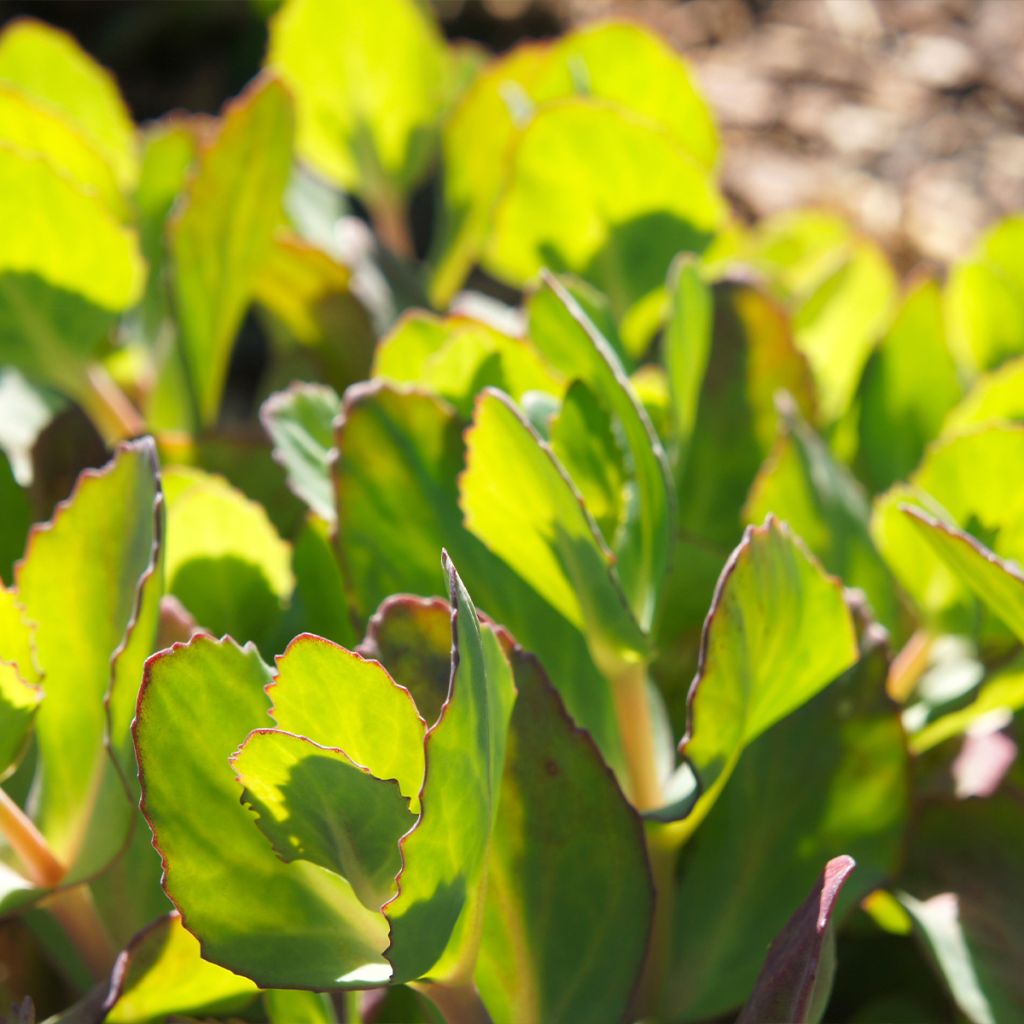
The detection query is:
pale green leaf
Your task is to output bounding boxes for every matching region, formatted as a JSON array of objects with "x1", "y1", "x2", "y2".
[
  {"x1": 135, "y1": 635, "x2": 391, "y2": 989},
  {"x1": 104, "y1": 912, "x2": 259, "y2": 1024},
  {"x1": 234, "y1": 729, "x2": 415, "y2": 910},
  {"x1": 171, "y1": 76, "x2": 294, "y2": 425},
  {"x1": 677, "y1": 518, "x2": 859, "y2": 833},
  {"x1": 0, "y1": 18, "x2": 136, "y2": 188},
  {"x1": 484, "y1": 100, "x2": 725, "y2": 353},
  {"x1": 261, "y1": 382, "x2": 342, "y2": 525},
  {"x1": 460, "y1": 388, "x2": 646, "y2": 673},
  {"x1": 266, "y1": 0, "x2": 449, "y2": 200}
]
